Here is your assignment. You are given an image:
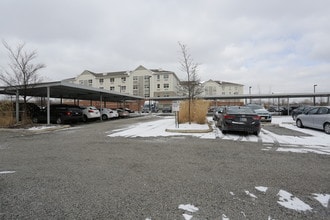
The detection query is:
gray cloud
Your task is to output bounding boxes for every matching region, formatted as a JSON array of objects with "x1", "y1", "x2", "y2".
[{"x1": 0, "y1": 0, "x2": 329, "y2": 93}]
